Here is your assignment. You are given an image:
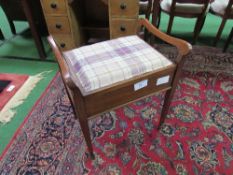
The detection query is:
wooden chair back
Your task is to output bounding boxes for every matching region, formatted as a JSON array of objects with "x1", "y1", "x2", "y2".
[
  {"x1": 219, "y1": 0, "x2": 233, "y2": 18},
  {"x1": 211, "y1": 0, "x2": 233, "y2": 45},
  {"x1": 176, "y1": 0, "x2": 209, "y2": 4},
  {"x1": 156, "y1": 0, "x2": 211, "y2": 44},
  {"x1": 169, "y1": 0, "x2": 210, "y2": 17}
]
